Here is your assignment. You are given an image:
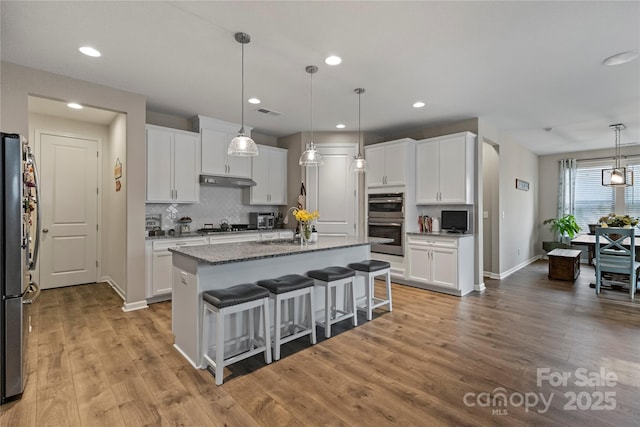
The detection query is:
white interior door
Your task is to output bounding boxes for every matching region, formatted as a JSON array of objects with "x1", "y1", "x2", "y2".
[
  {"x1": 39, "y1": 132, "x2": 98, "y2": 289},
  {"x1": 306, "y1": 144, "x2": 358, "y2": 236}
]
